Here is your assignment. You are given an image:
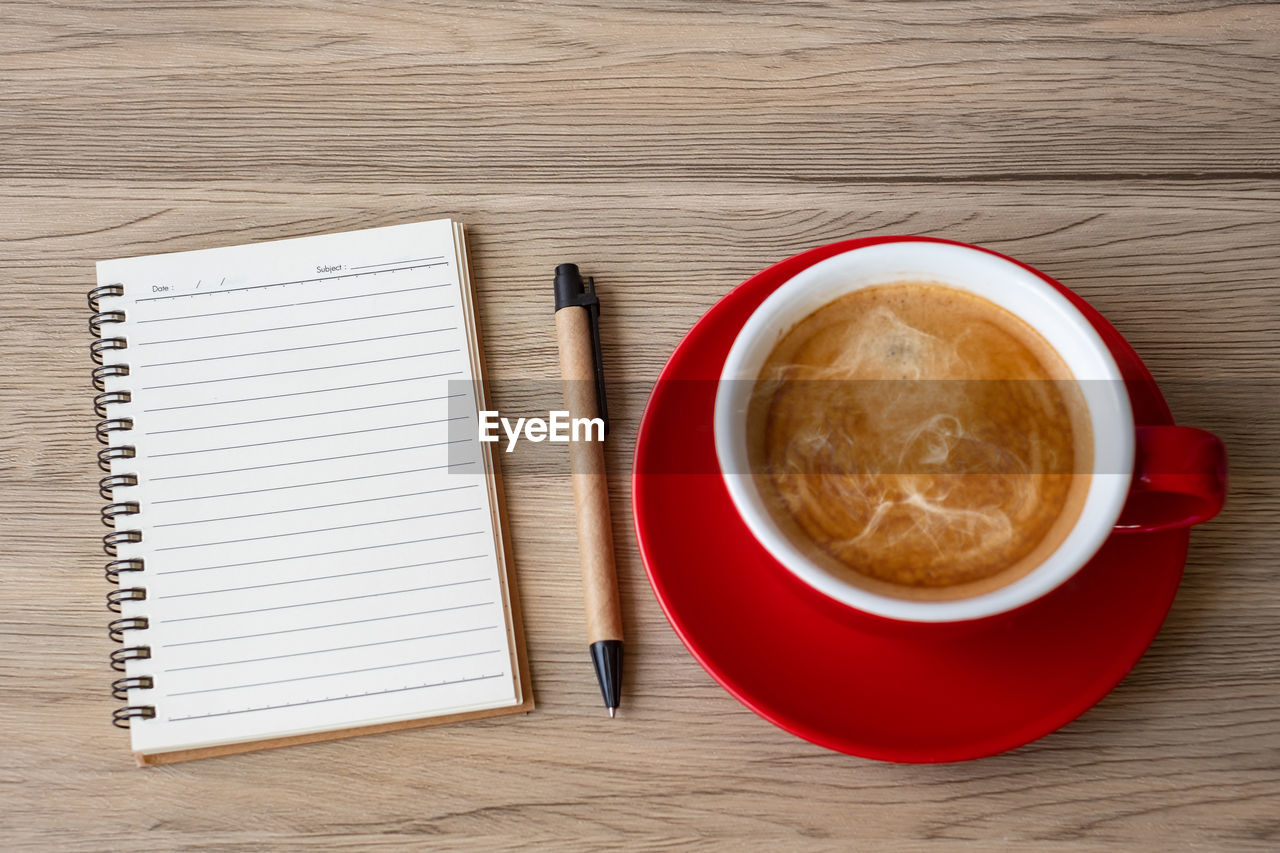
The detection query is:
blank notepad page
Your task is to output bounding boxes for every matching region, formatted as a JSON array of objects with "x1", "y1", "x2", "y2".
[{"x1": 96, "y1": 220, "x2": 522, "y2": 756}]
